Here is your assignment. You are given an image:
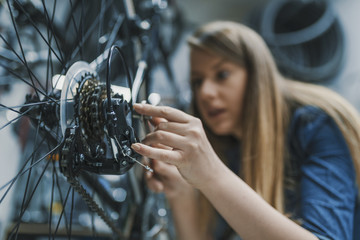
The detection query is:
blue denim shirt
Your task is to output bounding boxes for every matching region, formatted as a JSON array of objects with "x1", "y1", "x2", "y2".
[
  {"x1": 215, "y1": 106, "x2": 359, "y2": 240},
  {"x1": 287, "y1": 106, "x2": 359, "y2": 240}
]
